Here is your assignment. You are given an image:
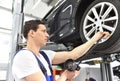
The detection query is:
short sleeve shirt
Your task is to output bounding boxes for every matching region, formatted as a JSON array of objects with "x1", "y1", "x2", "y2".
[{"x1": 12, "y1": 49, "x2": 55, "y2": 81}]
